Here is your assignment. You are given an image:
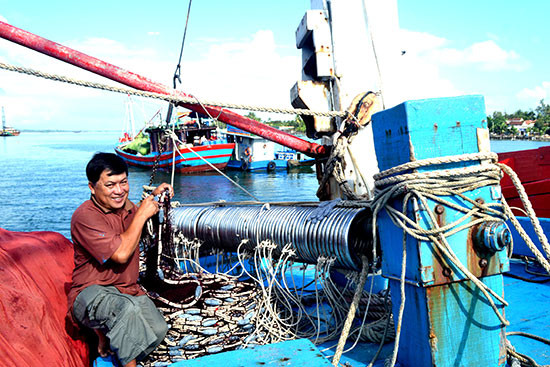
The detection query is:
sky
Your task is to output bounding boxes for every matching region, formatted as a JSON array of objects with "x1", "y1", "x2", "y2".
[{"x1": 0, "y1": 0, "x2": 548, "y2": 131}]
